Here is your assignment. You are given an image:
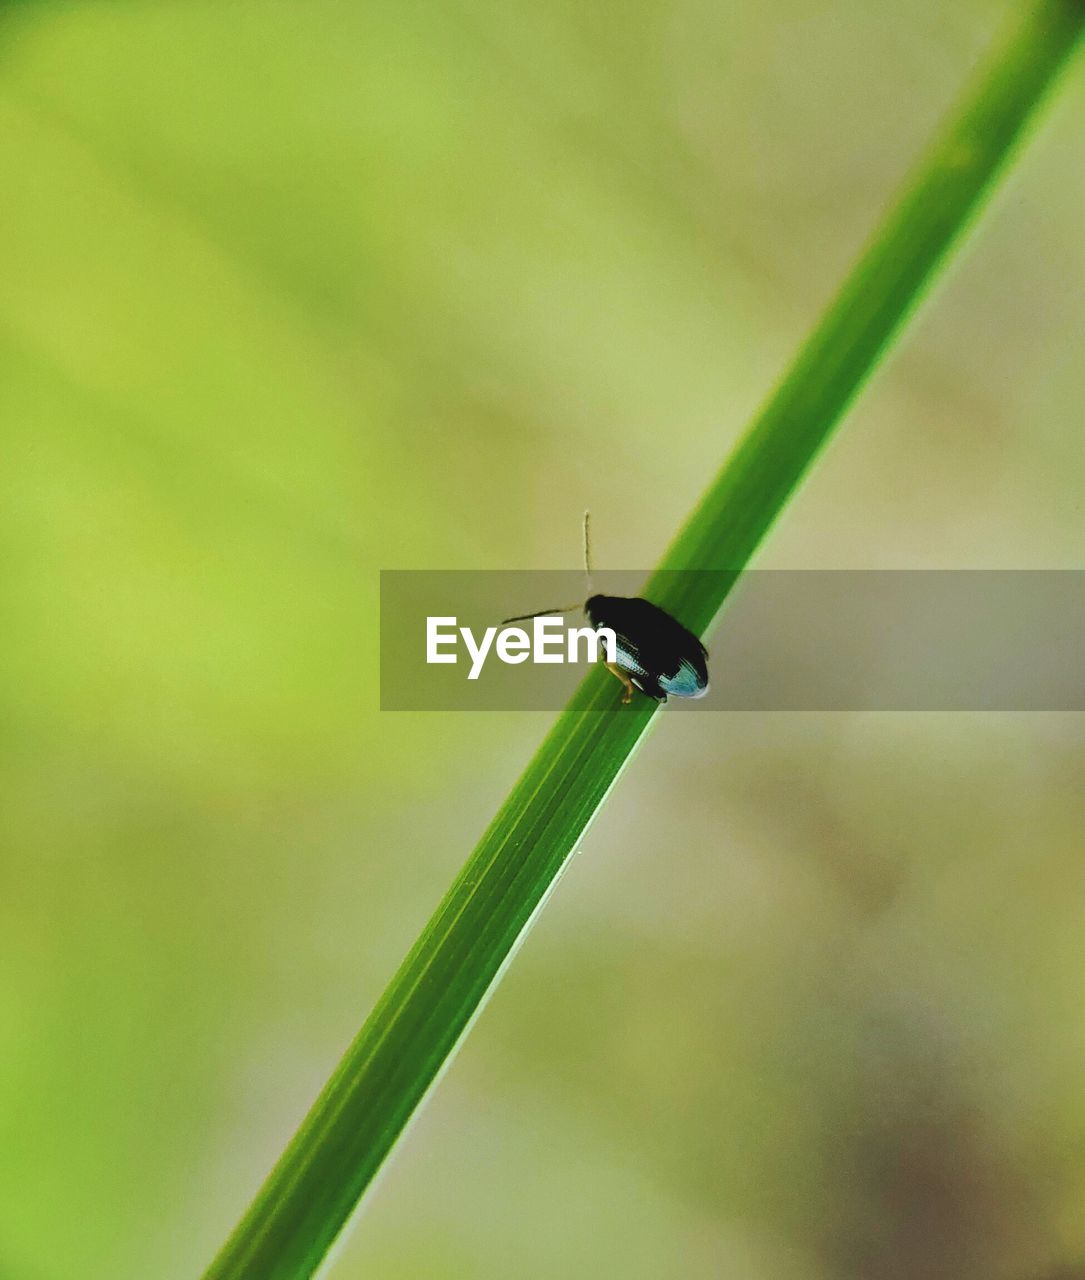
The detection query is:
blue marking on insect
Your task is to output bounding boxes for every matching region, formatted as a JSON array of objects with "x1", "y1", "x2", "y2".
[{"x1": 501, "y1": 512, "x2": 709, "y2": 706}]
